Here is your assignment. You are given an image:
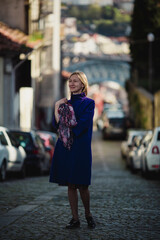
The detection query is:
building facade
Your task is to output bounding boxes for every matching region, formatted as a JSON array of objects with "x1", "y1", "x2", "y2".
[{"x1": 0, "y1": 0, "x2": 62, "y2": 130}]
